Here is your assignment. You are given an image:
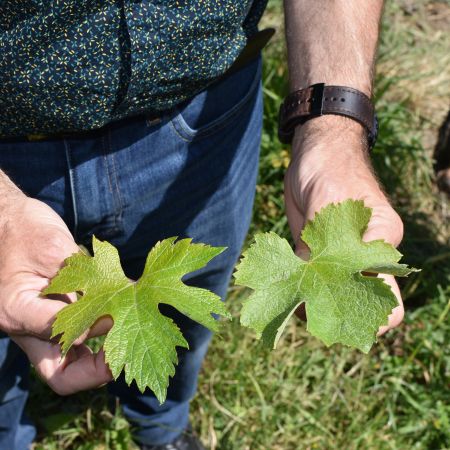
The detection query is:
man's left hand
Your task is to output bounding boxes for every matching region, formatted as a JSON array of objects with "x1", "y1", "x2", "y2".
[{"x1": 284, "y1": 116, "x2": 404, "y2": 336}]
